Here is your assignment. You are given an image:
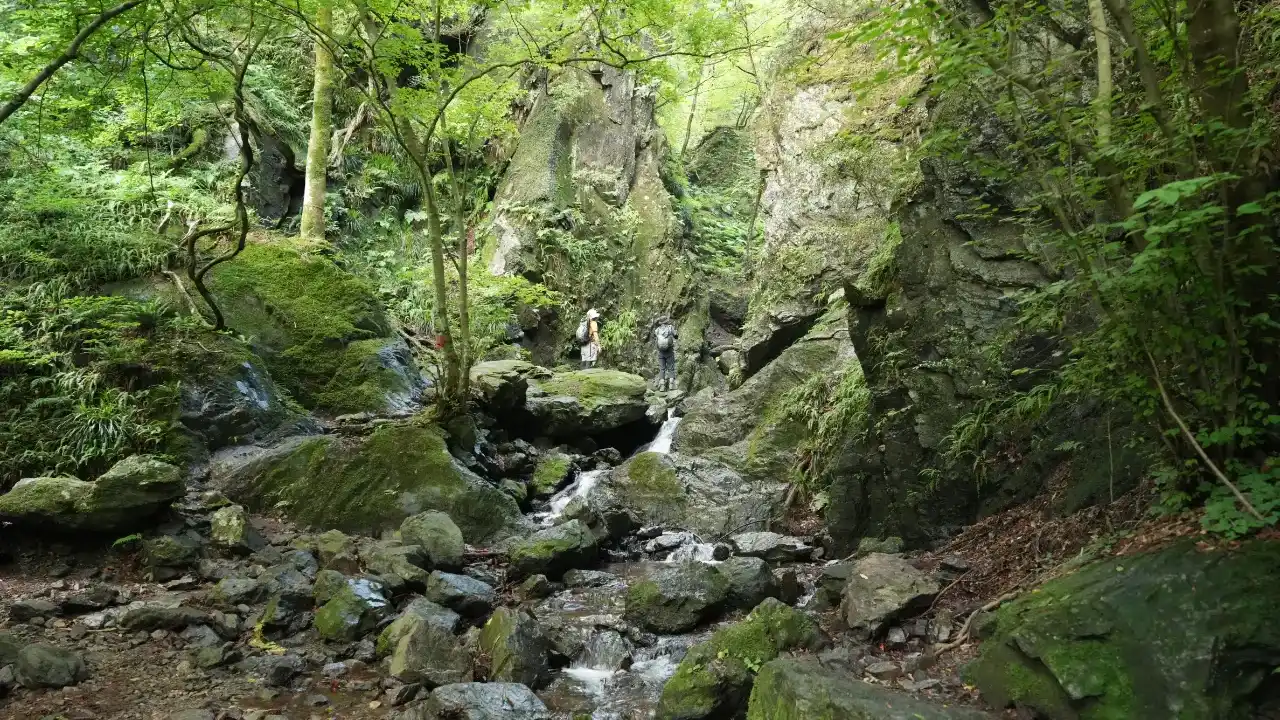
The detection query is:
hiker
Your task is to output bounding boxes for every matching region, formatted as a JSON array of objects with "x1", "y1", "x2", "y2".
[
  {"x1": 653, "y1": 316, "x2": 679, "y2": 391},
  {"x1": 577, "y1": 308, "x2": 601, "y2": 369}
]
